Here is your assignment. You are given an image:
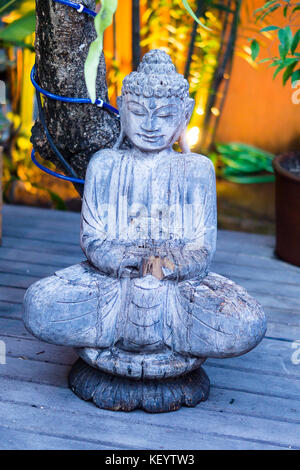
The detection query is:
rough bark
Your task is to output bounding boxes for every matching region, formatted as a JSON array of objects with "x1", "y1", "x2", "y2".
[{"x1": 31, "y1": 0, "x2": 120, "y2": 190}]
